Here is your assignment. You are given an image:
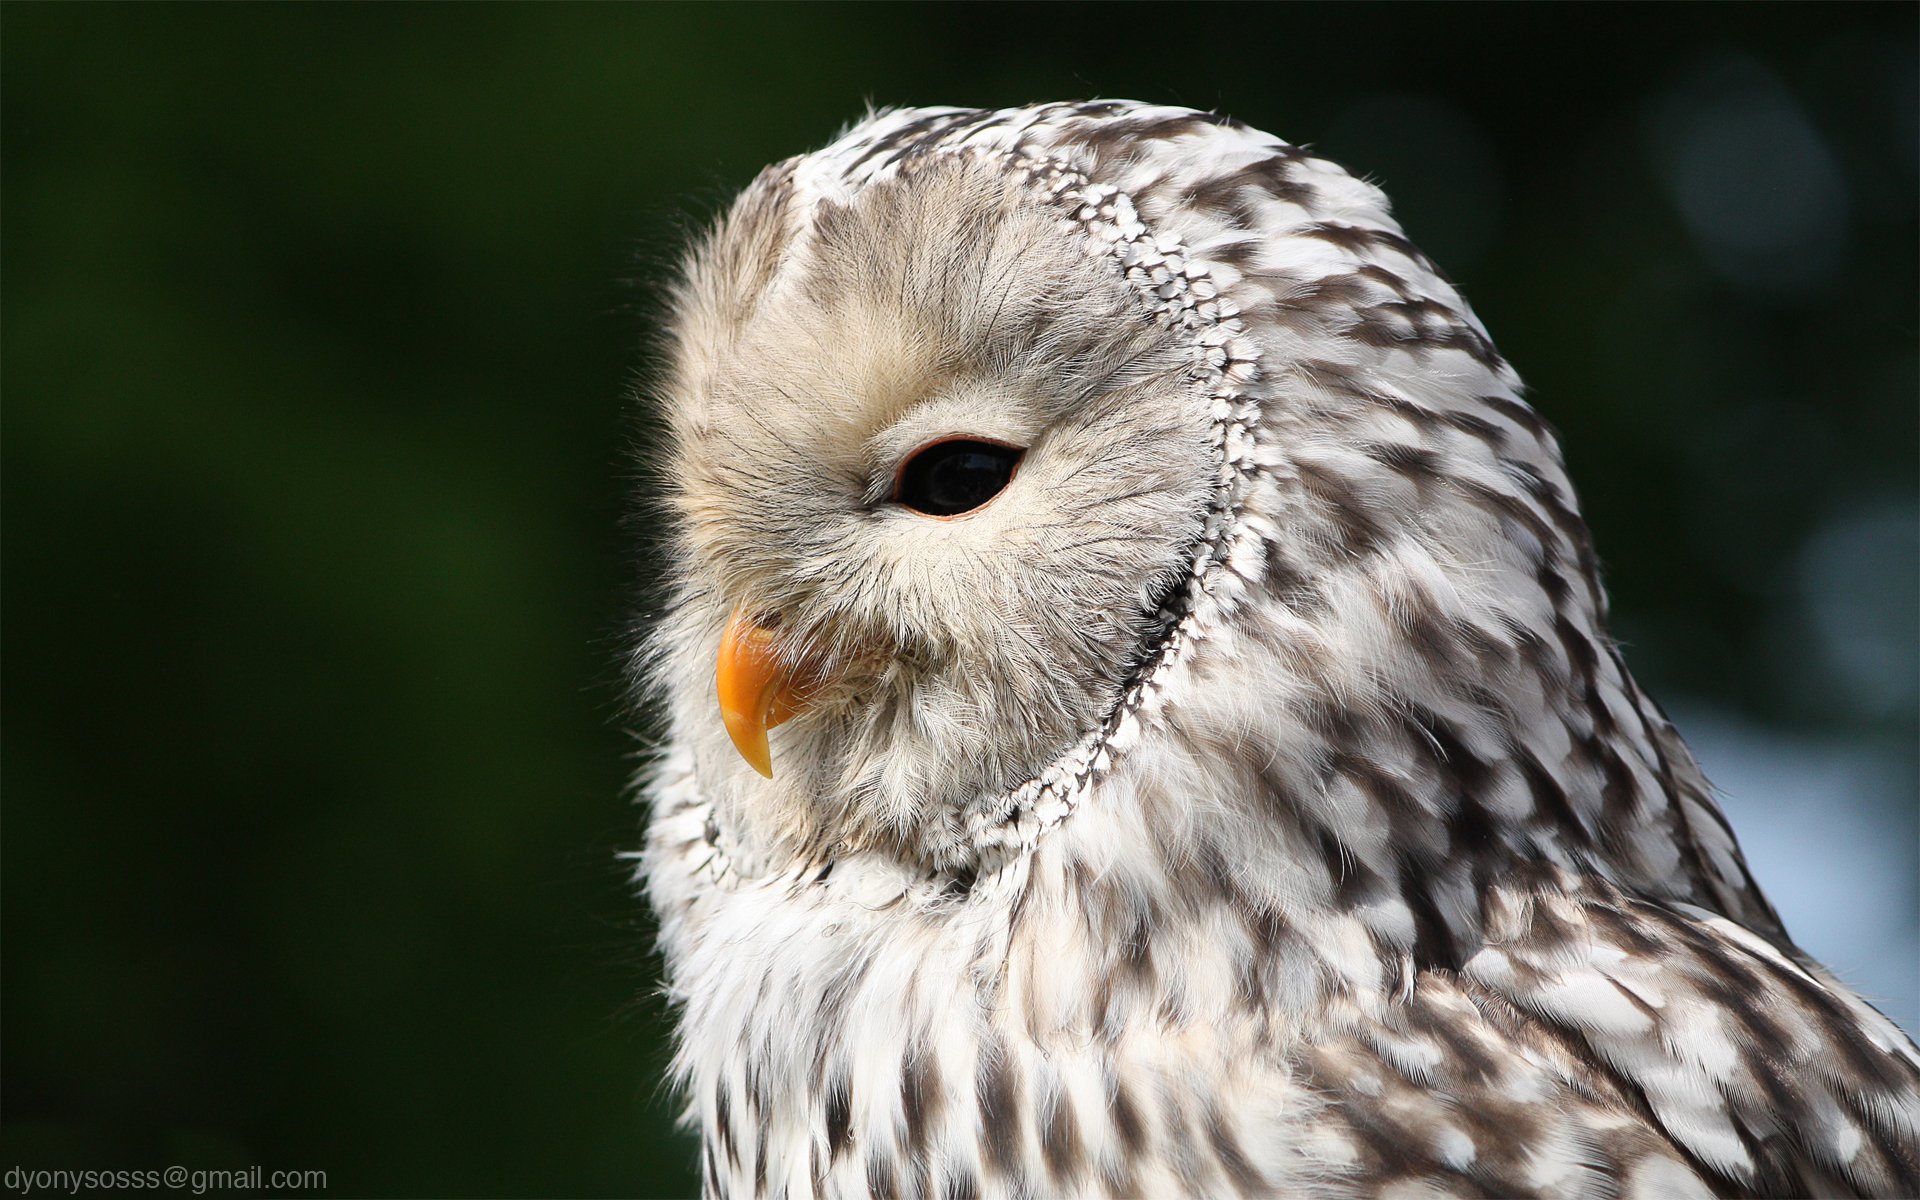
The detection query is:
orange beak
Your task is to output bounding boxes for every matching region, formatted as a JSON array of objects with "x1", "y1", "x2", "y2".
[{"x1": 715, "y1": 607, "x2": 806, "y2": 778}]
